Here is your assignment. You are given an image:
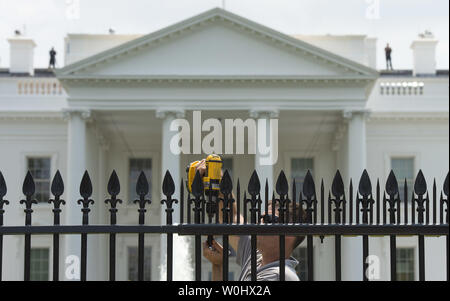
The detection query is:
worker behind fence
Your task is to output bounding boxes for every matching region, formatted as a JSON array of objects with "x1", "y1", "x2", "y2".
[{"x1": 194, "y1": 159, "x2": 306, "y2": 281}]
